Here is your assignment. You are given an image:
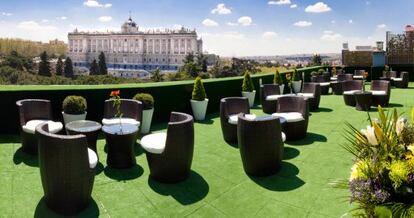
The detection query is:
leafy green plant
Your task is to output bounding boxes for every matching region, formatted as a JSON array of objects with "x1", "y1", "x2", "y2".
[
  {"x1": 242, "y1": 71, "x2": 255, "y2": 92},
  {"x1": 292, "y1": 69, "x2": 301, "y2": 81},
  {"x1": 62, "y1": 95, "x2": 87, "y2": 114},
  {"x1": 273, "y1": 70, "x2": 282, "y2": 85},
  {"x1": 318, "y1": 69, "x2": 325, "y2": 75},
  {"x1": 192, "y1": 76, "x2": 207, "y2": 101},
  {"x1": 133, "y1": 93, "x2": 154, "y2": 110}
]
